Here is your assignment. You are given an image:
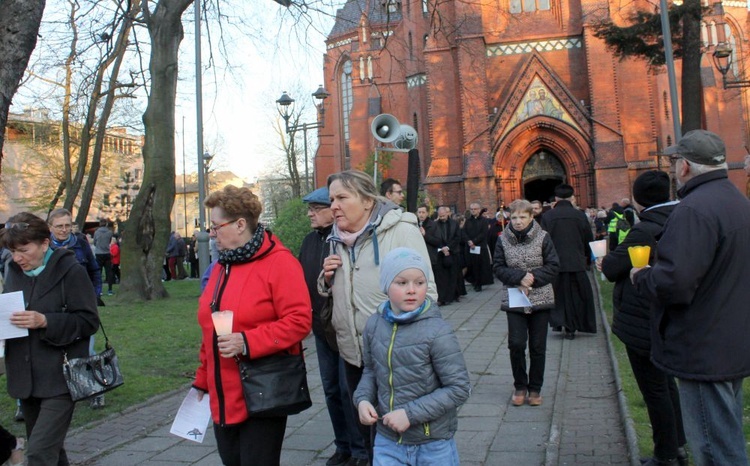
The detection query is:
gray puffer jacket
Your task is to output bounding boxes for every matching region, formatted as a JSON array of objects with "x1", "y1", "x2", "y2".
[{"x1": 353, "y1": 299, "x2": 471, "y2": 445}]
